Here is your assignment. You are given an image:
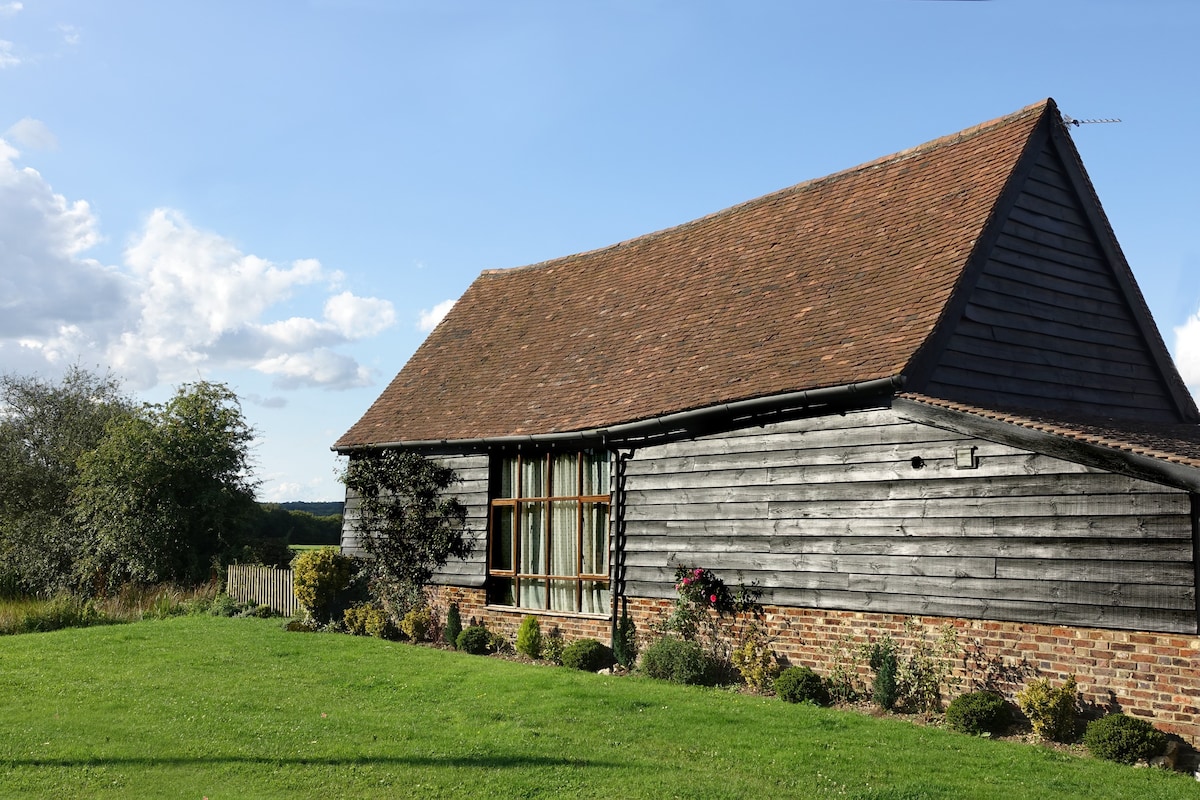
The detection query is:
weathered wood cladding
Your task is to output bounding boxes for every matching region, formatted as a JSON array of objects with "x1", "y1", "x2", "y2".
[
  {"x1": 620, "y1": 408, "x2": 1197, "y2": 633},
  {"x1": 924, "y1": 138, "x2": 1180, "y2": 421},
  {"x1": 340, "y1": 453, "x2": 490, "y2": 587}
]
